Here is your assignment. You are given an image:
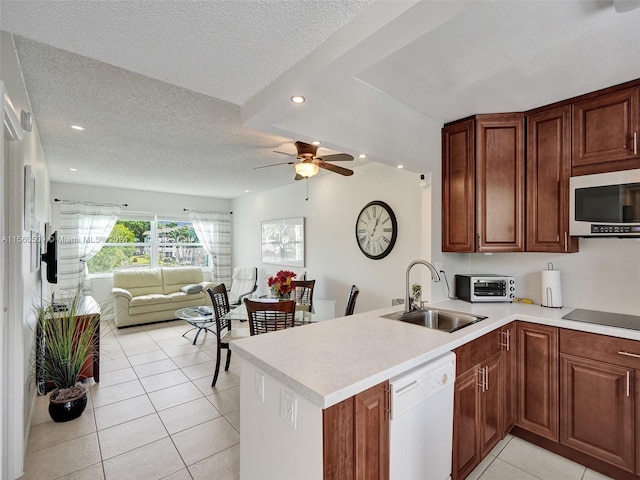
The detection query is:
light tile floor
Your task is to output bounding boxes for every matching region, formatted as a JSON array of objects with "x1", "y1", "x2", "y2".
[
  {"x1": 22, "y1": 319, "x2": 240, "y2": 480},
  {"x1": 467, "y1": 434, "x2": 615, "y2": 480},
  {"x1": 22, "y1": 319, "x2": 615, "y2": 480}
]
